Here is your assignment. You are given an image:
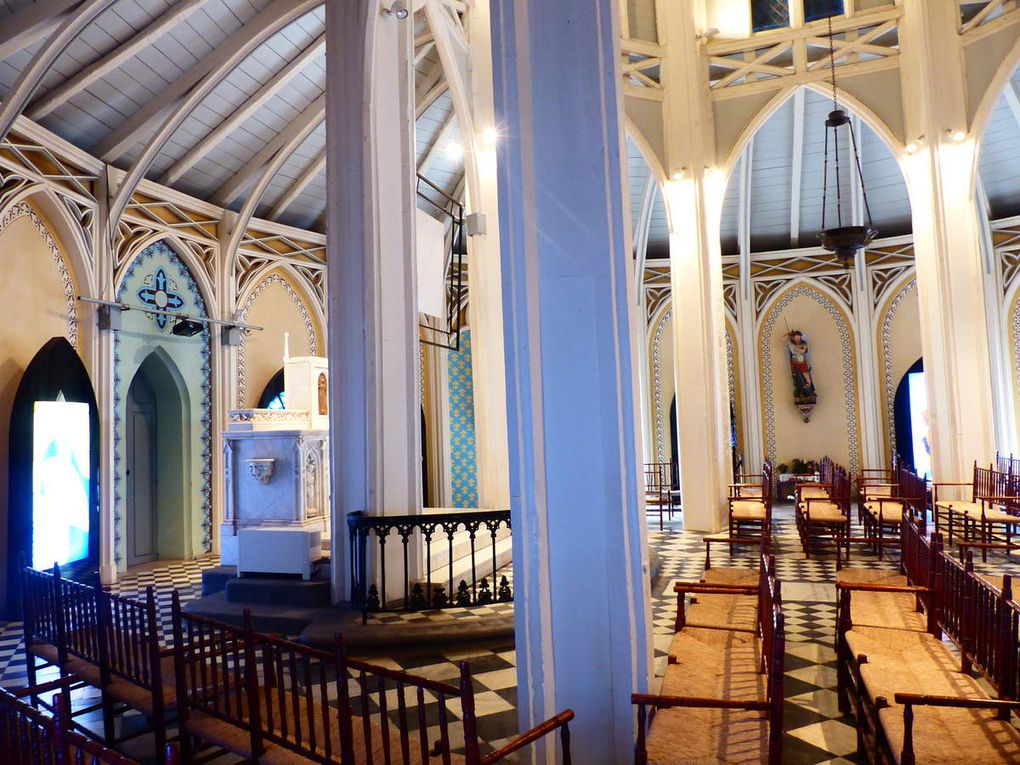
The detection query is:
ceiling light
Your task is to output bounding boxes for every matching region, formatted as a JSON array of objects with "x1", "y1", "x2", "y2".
[
  {"x1": 481, "y1": 126, "x2": 499, "y2": 146},
  {"x1": 818, "y1": 13, "x2": 876, "y2": 271},
  {"x1": 947, "y1": 129, "x2": 966, "y2": 142},
  {"x1": 671, "y1": 169, "x2": 686, "y2": 181},
  {"x1": 905, "y1": 138, "x2": 924, "y2": 155},
  {"x1": 445, "y1": 141, "x2": 464, "y2": 161},
  {"x1": 382, "y1": 1, "x2": 409, "y2": 20}
]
